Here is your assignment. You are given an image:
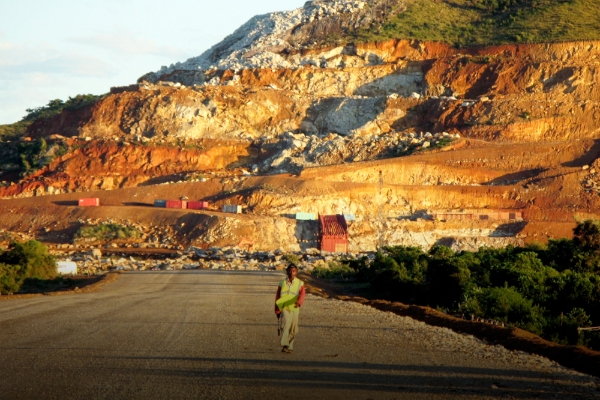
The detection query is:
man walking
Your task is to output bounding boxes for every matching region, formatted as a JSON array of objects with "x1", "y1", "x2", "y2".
[{"x1": 275, "y1": 263, "x2": 306, "y2": 353}]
